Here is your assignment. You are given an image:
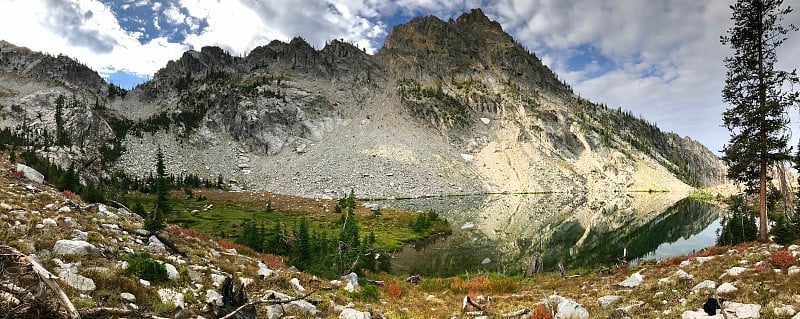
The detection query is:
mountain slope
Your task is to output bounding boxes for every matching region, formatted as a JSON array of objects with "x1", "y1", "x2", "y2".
[{"x1": 0, "y1": 9, "x2": 726, "y2": 198}]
